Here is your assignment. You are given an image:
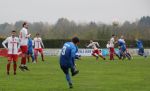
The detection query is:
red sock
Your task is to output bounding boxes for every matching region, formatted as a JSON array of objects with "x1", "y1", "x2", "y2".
[
  {"x1": 7, "y1": 63, "x2": 10, "y2": 72},
  {"x1": 110, "y1": 53, "x2": 114, "y2": 60},
  {"x1": 23, "y1": 57, "x2": 26, "y2": 65},
  {"x1": 21, "y1": 57, "x2": 26, "y2": 65}
]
